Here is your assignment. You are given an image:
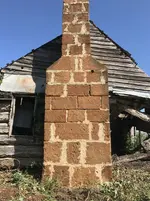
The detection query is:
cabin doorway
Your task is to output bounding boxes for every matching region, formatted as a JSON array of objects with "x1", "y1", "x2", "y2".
[{"x1": 12, "y1": 97, "x2": 35, "y2": 135}]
